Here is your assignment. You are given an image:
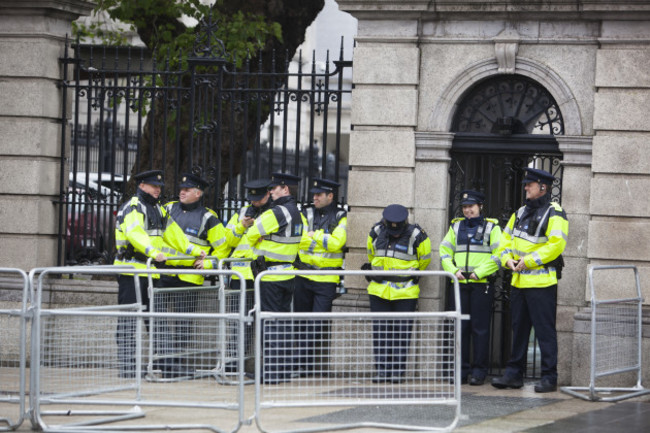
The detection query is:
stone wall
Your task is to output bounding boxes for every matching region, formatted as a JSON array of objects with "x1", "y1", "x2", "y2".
[{"x1": 0, "y1": 1, "x2": 94, "y2": 270}]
